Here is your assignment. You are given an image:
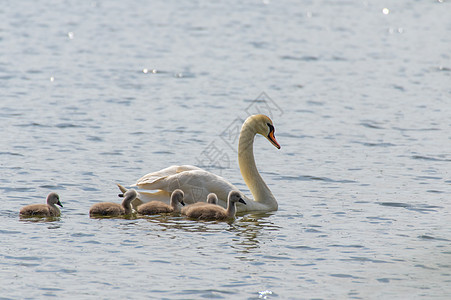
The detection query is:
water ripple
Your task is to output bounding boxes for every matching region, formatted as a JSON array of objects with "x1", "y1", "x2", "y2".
[
  {"x1": 0, "y1": 151, "x2": 24, "y2": 156},
  {"x1": 392, "y1": 126, "x2": 440, "y2": 132},
  {"x1": 412, "y1": 155, "x2": 451, "y2": 162},
  {"x1": 378, "y1": 202, "x2": 442, "y2": 213},
  {"x1": 0, "y1": 229, "x2": 21, "y2": 234},
  {"x1": 418, "y1": 235, "x2": 450, "y2": 242},
  {"x1": 3, "y1": 255, "x2": 43, "y2": 261},
  {"x1": 280, "y1": 55, "x2": 319, "y2": 61},
  {"x1": 330, "y1": 273, "x2": 362, "y2": 279},
  {"x1": 275, "y1": 175, "x2": 356, "y2": 184},
  {"x1": 360, "y1": 121, "x2": 384, "y2": 129}
]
